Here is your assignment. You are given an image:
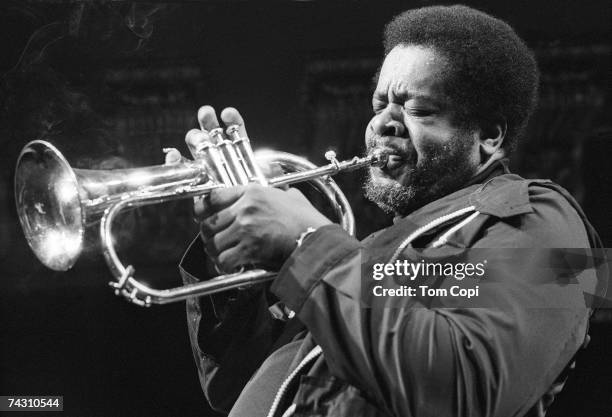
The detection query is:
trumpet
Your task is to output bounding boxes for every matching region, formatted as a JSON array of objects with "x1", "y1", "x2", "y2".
[{"x1": 14, "y1": 126, "x2": 386, "y2": 306}]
